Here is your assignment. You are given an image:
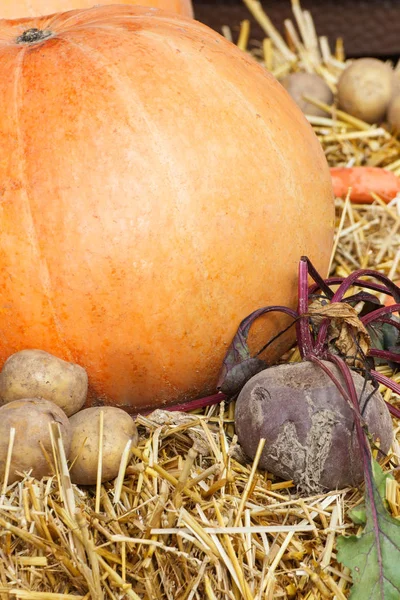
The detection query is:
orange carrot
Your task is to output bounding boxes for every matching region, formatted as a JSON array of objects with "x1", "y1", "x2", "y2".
[{"x1": 330, "y1": 166, "x2": 400, "y2": 203}]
